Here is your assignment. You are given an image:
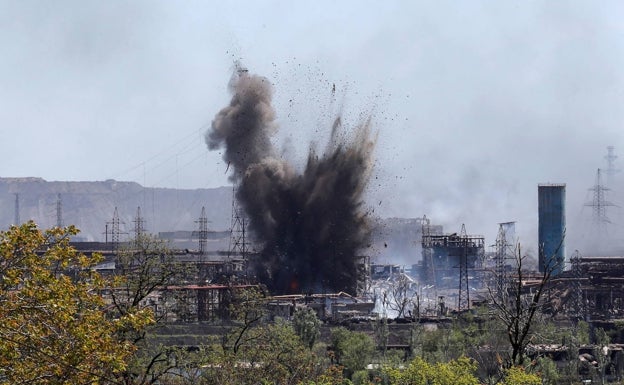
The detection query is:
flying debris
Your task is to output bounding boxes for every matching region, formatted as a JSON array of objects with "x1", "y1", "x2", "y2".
[{"x1": 206, "y1": 65, "x2": 376, "y2": 295}]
